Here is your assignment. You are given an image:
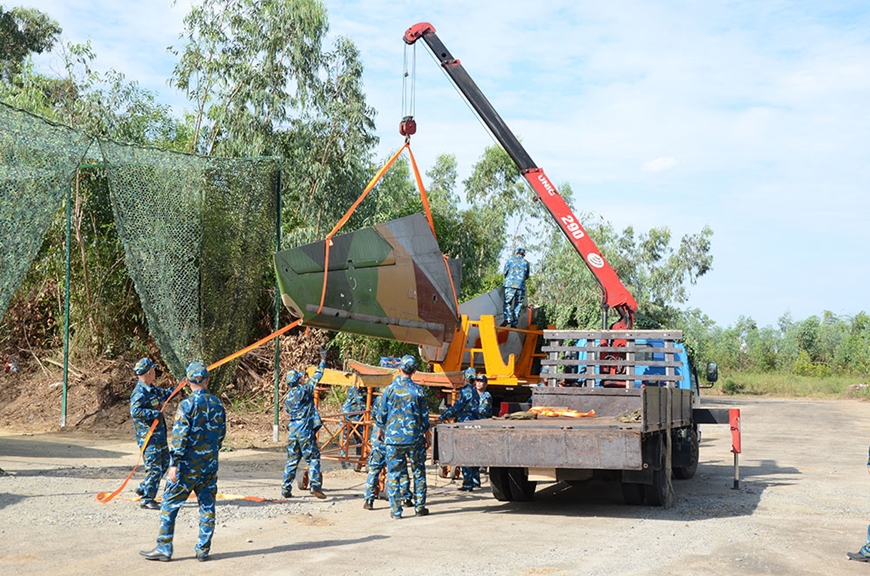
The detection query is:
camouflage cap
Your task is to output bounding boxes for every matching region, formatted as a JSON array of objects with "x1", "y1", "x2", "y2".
[
  {"x1": 285, "y1": 369, "x2": 304, "y2": 385},
  {"x1": 133, "y1": 357, "x2": 156, "y2": 376},
  {"x1": 516, "y1": 247, "x2": 525, "y2": 256},
  {"x1": 186, "y1": 361, "x2": 209, "y2": 384},
  {"x1": 463, "y1": 367, "x2": 477, "y2": 381},
  {"x1": 399, "y1": 354, "x2": 417, "y2": 374}
]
